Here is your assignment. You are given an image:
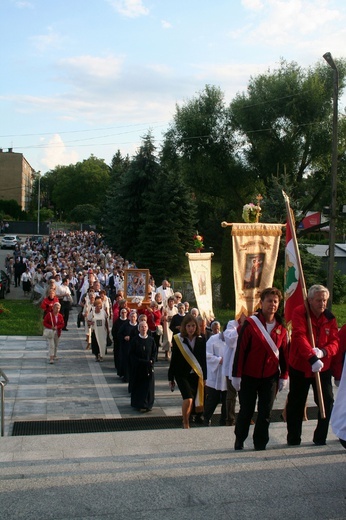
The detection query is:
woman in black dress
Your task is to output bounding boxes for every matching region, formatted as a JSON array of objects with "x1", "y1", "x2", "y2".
[
  {"x1": 129, "y1": 321, "x2": 156, "y2": 412},
  {"x1": 168, "y1": 315, "x2": 207, "y2": 428},
  {"x1": 118, "y1": 310, "x2": 138, "y2": 383}
]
